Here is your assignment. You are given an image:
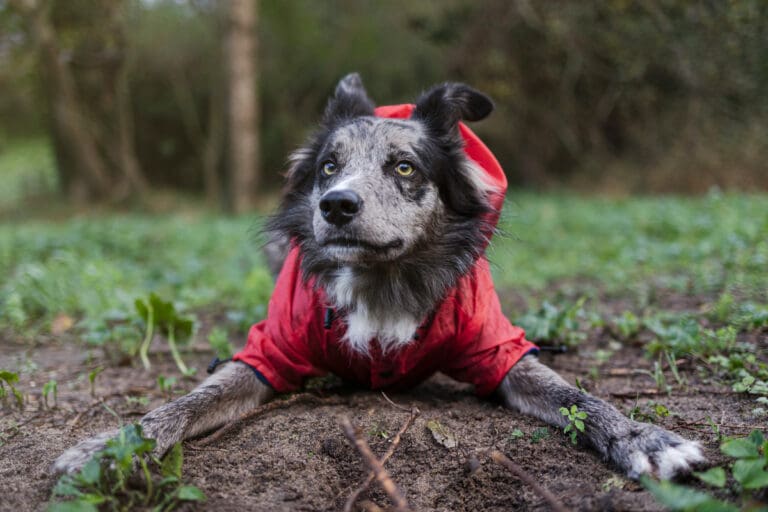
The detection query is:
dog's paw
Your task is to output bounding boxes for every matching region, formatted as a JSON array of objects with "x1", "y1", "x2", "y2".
[
  {"x1": 610, "y1": 422, "x2": 705, "y2": 480},
  {"x1": 51, "y1": 430, "x2": 118, "y2": 475}
]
